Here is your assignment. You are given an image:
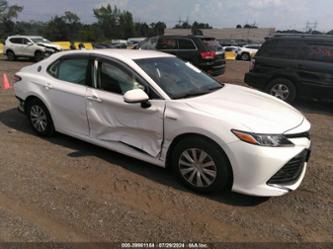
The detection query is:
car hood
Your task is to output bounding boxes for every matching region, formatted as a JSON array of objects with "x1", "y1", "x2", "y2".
[
  {"x1": 37, "y1": 42, "x2": 61, "y2": 50},
  {"x1": 184, "y1": 84, "x2": 304, "y2": 134}
]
